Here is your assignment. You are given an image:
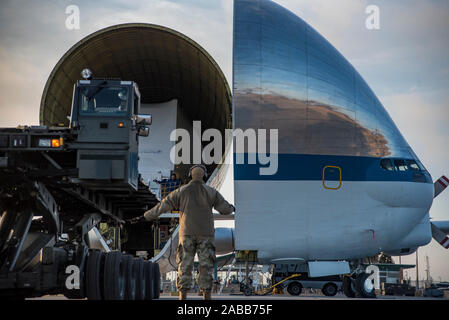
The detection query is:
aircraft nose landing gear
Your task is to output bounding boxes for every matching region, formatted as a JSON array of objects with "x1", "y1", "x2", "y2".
[
  {"x1": 342, "y1": 275, "x2": 356, "y2": 298},
  {"x1": 342, "y1": 272, "x2": 376, "y2": 298},
  {"x1": 355, "y1": 272, "x2": 376, "y2": 298}
]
